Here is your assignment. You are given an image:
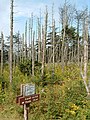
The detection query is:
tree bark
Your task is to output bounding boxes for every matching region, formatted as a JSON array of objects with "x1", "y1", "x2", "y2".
[
  {"x1": 81, "y1": 10, "x2": 89, "y2": 95},
  {"x1": 1, "y1": 32, "x2": 4, "y2": 76},
  {"x1": 10, "y1": 0, "x2": 14, "y2": 83},
  {"x1": 25, "y1": 21, "x2": 27, "y2": 60},
  {"x1": 32, "y1": 32, "x2": 35, "y2": 77}
]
